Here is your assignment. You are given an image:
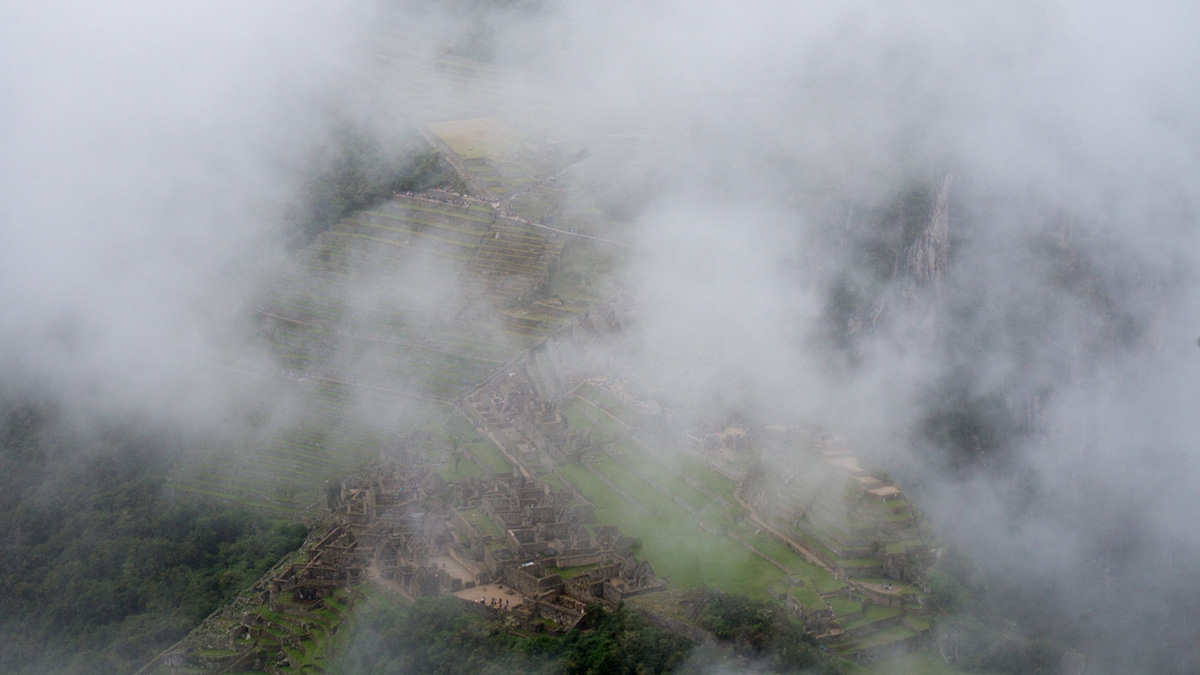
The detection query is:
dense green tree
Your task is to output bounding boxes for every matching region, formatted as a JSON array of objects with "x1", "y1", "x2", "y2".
[
  {"x1": 0, "y1": 404, "x2": 308, "y2": 675},
  {"x1": 335, "y1": 593, "x2": 856, "y2": 675}
]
